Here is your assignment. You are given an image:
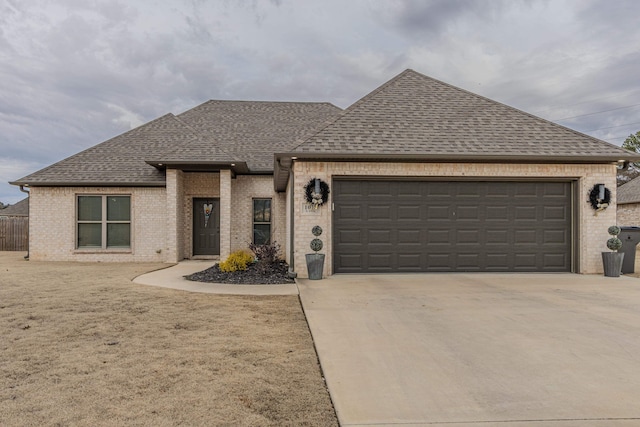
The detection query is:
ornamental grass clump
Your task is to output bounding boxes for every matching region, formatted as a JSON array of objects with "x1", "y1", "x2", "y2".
[
  {"x1": 219, "y1": 250, "x2": 255, "y2": 272},
  {"x1": 607, "y1": 225, "x2": 622, "y2": 252}
]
